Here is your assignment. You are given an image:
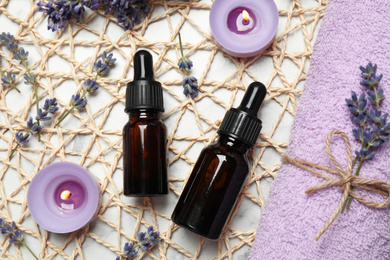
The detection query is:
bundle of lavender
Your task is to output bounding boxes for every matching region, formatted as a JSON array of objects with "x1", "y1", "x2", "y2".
[{"x1": 37, "y1": 0, "x2": 151, "y2": 31}]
